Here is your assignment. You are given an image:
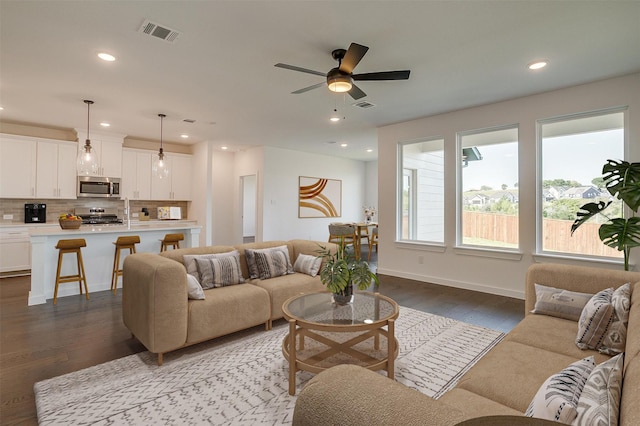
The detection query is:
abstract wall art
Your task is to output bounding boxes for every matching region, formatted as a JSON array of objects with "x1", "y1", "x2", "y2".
[{"x1": 298, "y1": 176, "x2": 341, "y2": 218}]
